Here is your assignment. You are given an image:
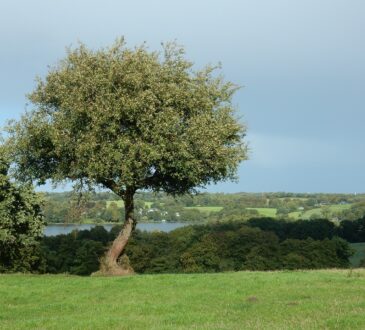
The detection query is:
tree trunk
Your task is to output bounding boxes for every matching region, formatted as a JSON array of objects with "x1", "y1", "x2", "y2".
[{"x1": 98, "y1": 187, "x2": 135, "y2": 275}]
